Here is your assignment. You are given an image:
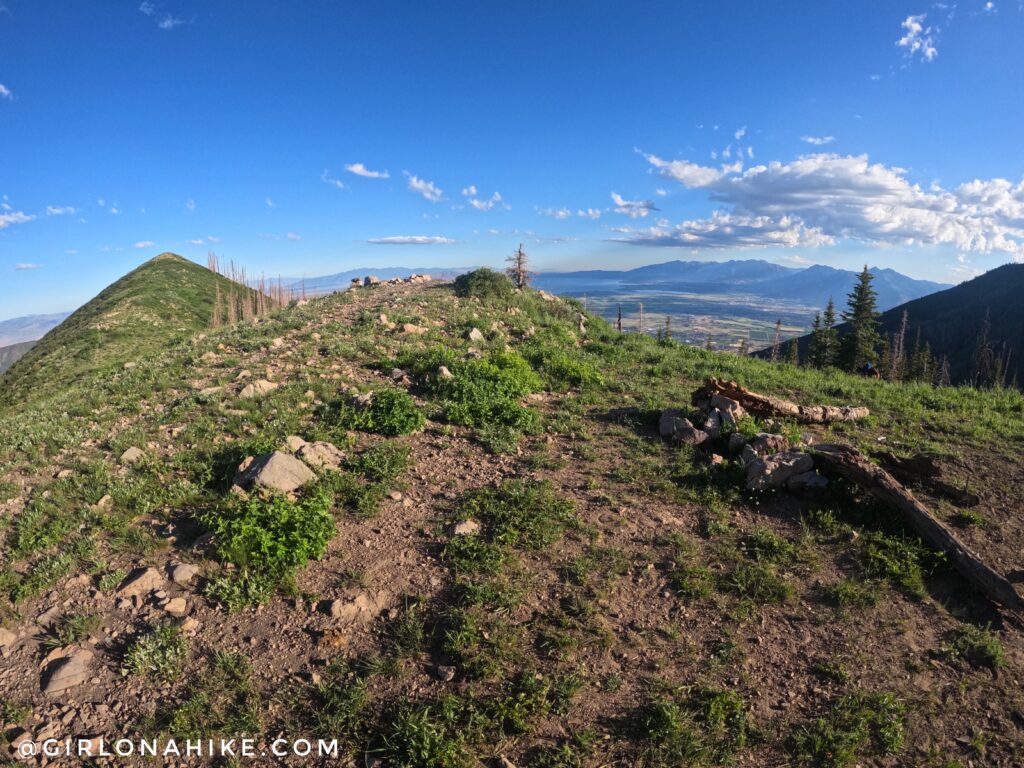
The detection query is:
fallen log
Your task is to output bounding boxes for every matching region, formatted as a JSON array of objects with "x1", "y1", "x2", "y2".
[
  {"x1": 693, "y1": 378, "x2": 870, "y2": 424},
  {"x1": 811, "y1": 442, "x2": 1024, "y2": 612}
]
